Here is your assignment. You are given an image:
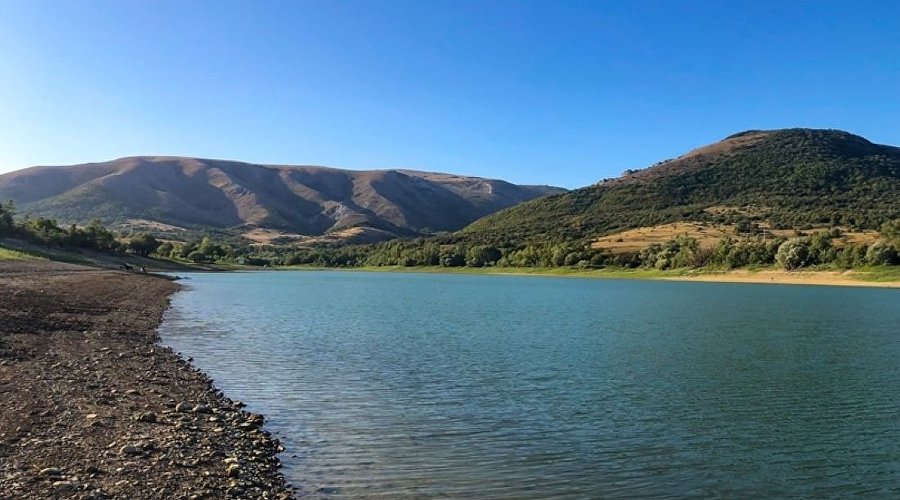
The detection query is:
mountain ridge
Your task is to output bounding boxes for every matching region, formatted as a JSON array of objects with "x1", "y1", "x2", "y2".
[{"x1": 0, "y1": 156, "x2": 564, "y2": 243}]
